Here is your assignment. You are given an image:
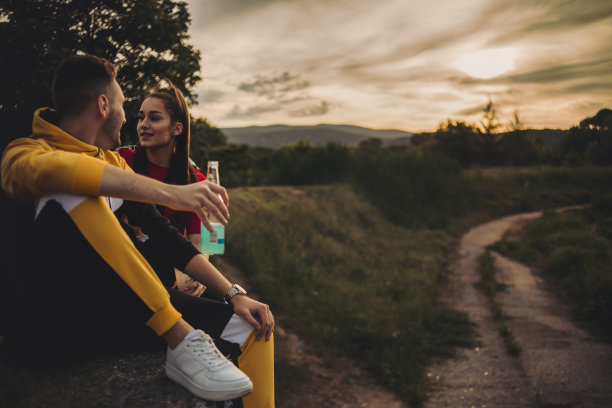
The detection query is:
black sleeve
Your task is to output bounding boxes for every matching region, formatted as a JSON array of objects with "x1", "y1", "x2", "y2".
[{"x1": 119, "y1": 200, "x2": 200, "y2": 272}]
